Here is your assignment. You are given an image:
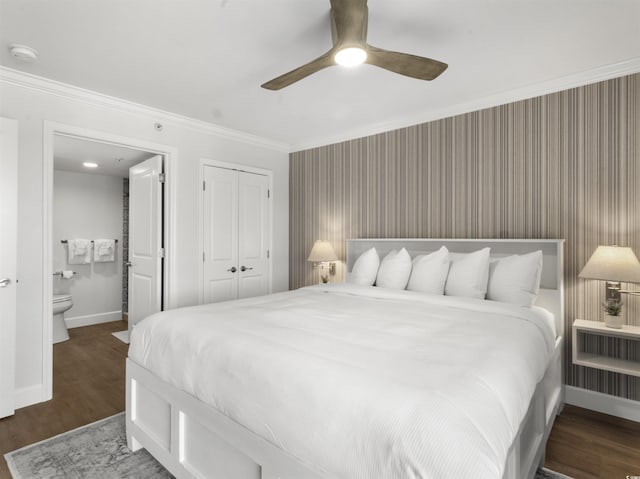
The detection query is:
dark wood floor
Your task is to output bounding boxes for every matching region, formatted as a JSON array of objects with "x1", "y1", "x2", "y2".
[
  {"x1": 1, "y1": 320, "x2": 639, "y2": 479},
  {"x1": 546, "y1": 404, "x2": 640, "y2": 478}
]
